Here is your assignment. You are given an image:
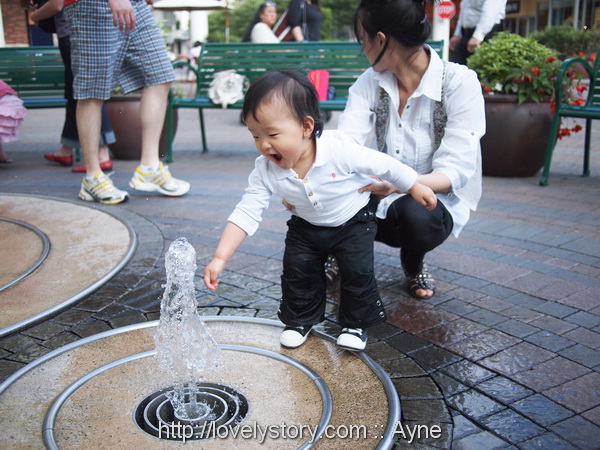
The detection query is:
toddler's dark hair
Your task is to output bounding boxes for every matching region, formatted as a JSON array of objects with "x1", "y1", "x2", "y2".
[{"x1": 242, "y1": 70, "x2": 324, "y2": 139}]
